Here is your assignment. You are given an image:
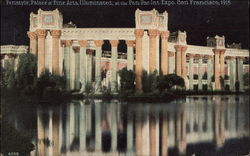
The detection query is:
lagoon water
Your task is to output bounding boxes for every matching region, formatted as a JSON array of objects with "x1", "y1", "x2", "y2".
[{"x1": 9, "y1": 95, "x2": 250, "y2": 156}]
